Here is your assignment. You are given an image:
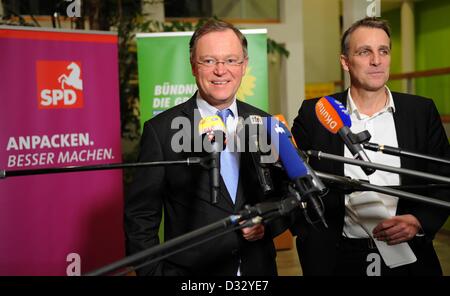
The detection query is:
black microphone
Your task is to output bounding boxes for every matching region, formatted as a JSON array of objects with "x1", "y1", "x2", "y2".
[
  {"x1": 315, "y1": 96, "x2": 375, "y2": 175},
  {"x1": 237, "y1": 115, "x2": 274, "y2": 195},
  {"x1": 263, "y1": 117, "x2": 328, "y2": 228},
  {"x1": 198, "y1": 115, "x2": 227, "y2": 204}
]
